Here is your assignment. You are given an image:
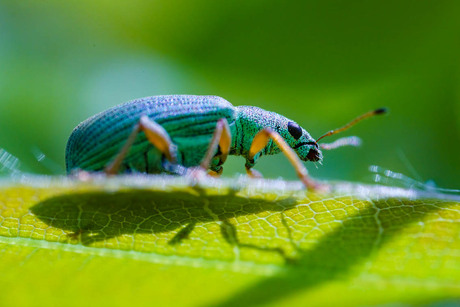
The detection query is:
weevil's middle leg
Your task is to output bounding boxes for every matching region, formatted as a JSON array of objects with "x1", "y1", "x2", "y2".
[
  {"x1": 246, "y1": 128, "x2": 318, "y2": 190},
  {"x1": 198, "y1": 118, "x2": 232, "y2": 174},
  {"x1": 105, "y1": 116, "x2": 176, "y2": 175}
]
